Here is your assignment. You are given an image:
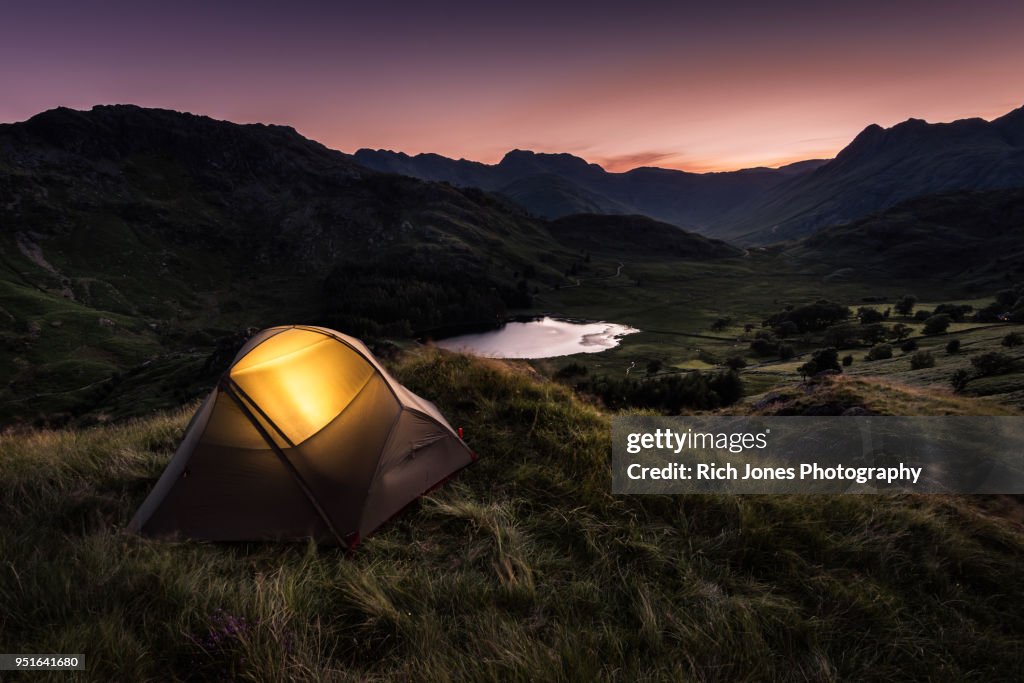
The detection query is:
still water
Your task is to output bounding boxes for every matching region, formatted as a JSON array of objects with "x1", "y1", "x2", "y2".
[{"x1": 435, "y1": 316, "x2": 639, "y2": 359}]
